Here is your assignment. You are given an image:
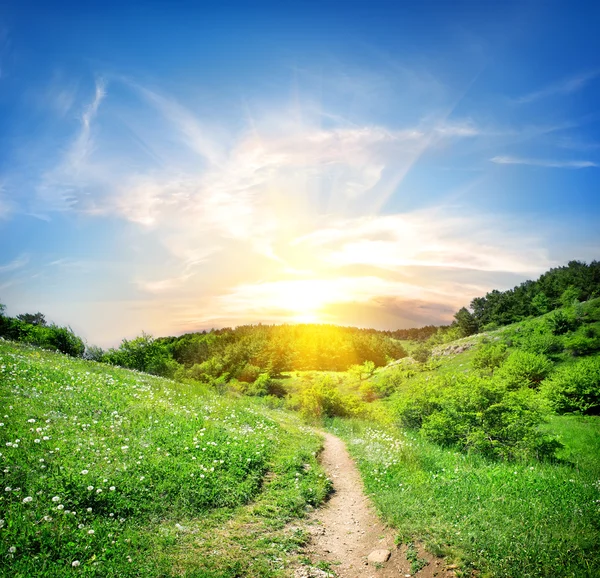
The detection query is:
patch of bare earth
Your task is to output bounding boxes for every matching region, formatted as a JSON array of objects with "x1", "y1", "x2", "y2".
[{"x1": 296, "y1": 433, "x2": 457, "y2": 578}]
